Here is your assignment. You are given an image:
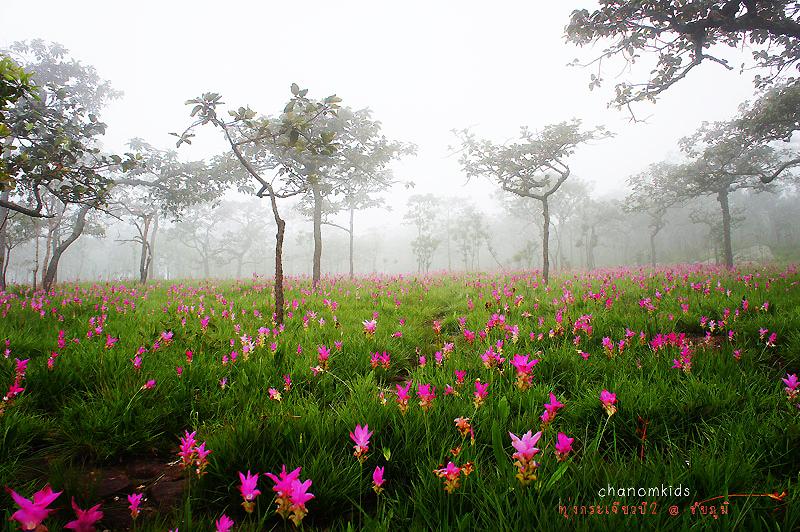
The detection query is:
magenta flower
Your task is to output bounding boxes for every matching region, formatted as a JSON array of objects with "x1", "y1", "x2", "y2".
[
  {"x1": 783, "y1": 373, "x2": 799, "y2": 401},
  {"x1": 454, "y1": 370, "x2": 467, "y2": 385},
  {"x1": 396, "y1": 381, "x2": 412, "y2": 414},
  {"x1": 372, "y1": 466, "x2": 386, "y2": 494},
  {"x1": 127, "y1": 492, "x2": 143, "y2": 519},
  {"x1": 509, "y1": 431, "x2": 542, "y2": 485},
  {"x1": 417, "y1": 383, "x2": 436, "y2": 412},
  {"x1": 473, "y1": 380, "x2": 489, "y2": 408},
  {"x1": 268, "y1": 387, "x2": 282, "y2": 401},
  {"x1": 265, "y1": 466, "x2": 314, "y2": 526},
  {"x1": 554, "y1": 432, "x2": 574, "y2": 461},
  {"x1": 238, "y1": 470, "x2": 261, "y2": 513},
  {"x1": 195, "y1": 442, "x2": 212, "y2": 476},
  {"x1": 8, "y1": 485, "x2": 62, "y2": 531},
  {"x1": 600, "y1": 389, "x2": 617, "y2": 416},
  {"x1": 142, "y1": 379, "x2": 156, "y2": 390},
  {"x1": 215, "y1": 514, "x2": 234, "y2": 532},
  {"x1": 350, "y1": 423, "x2": 373, "y2": 462},
  {"x1": 363, "y1": 319, "x2": 377, "y2": 336},
  {"x1": 433, "y1": 461, "x2": 473, "y2": 493},
  {"x1": 510, "y1": 354, "x2": 538, "y2": 390},
  {"x1": 317, "y1": 345, "x2": 331, "y2": 369},
  {"x1": 288, "y1": 478, "x2": 314, "y2": 526},
  {"x1": 64, "y1": 498, "x2": 103, "y2": 532}
]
